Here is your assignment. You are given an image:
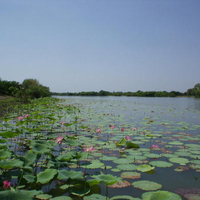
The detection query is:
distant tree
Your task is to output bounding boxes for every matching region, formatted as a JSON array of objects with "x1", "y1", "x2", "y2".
[{"x1": 19, "y1": 79, "x2": 50, "y2": 102}]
